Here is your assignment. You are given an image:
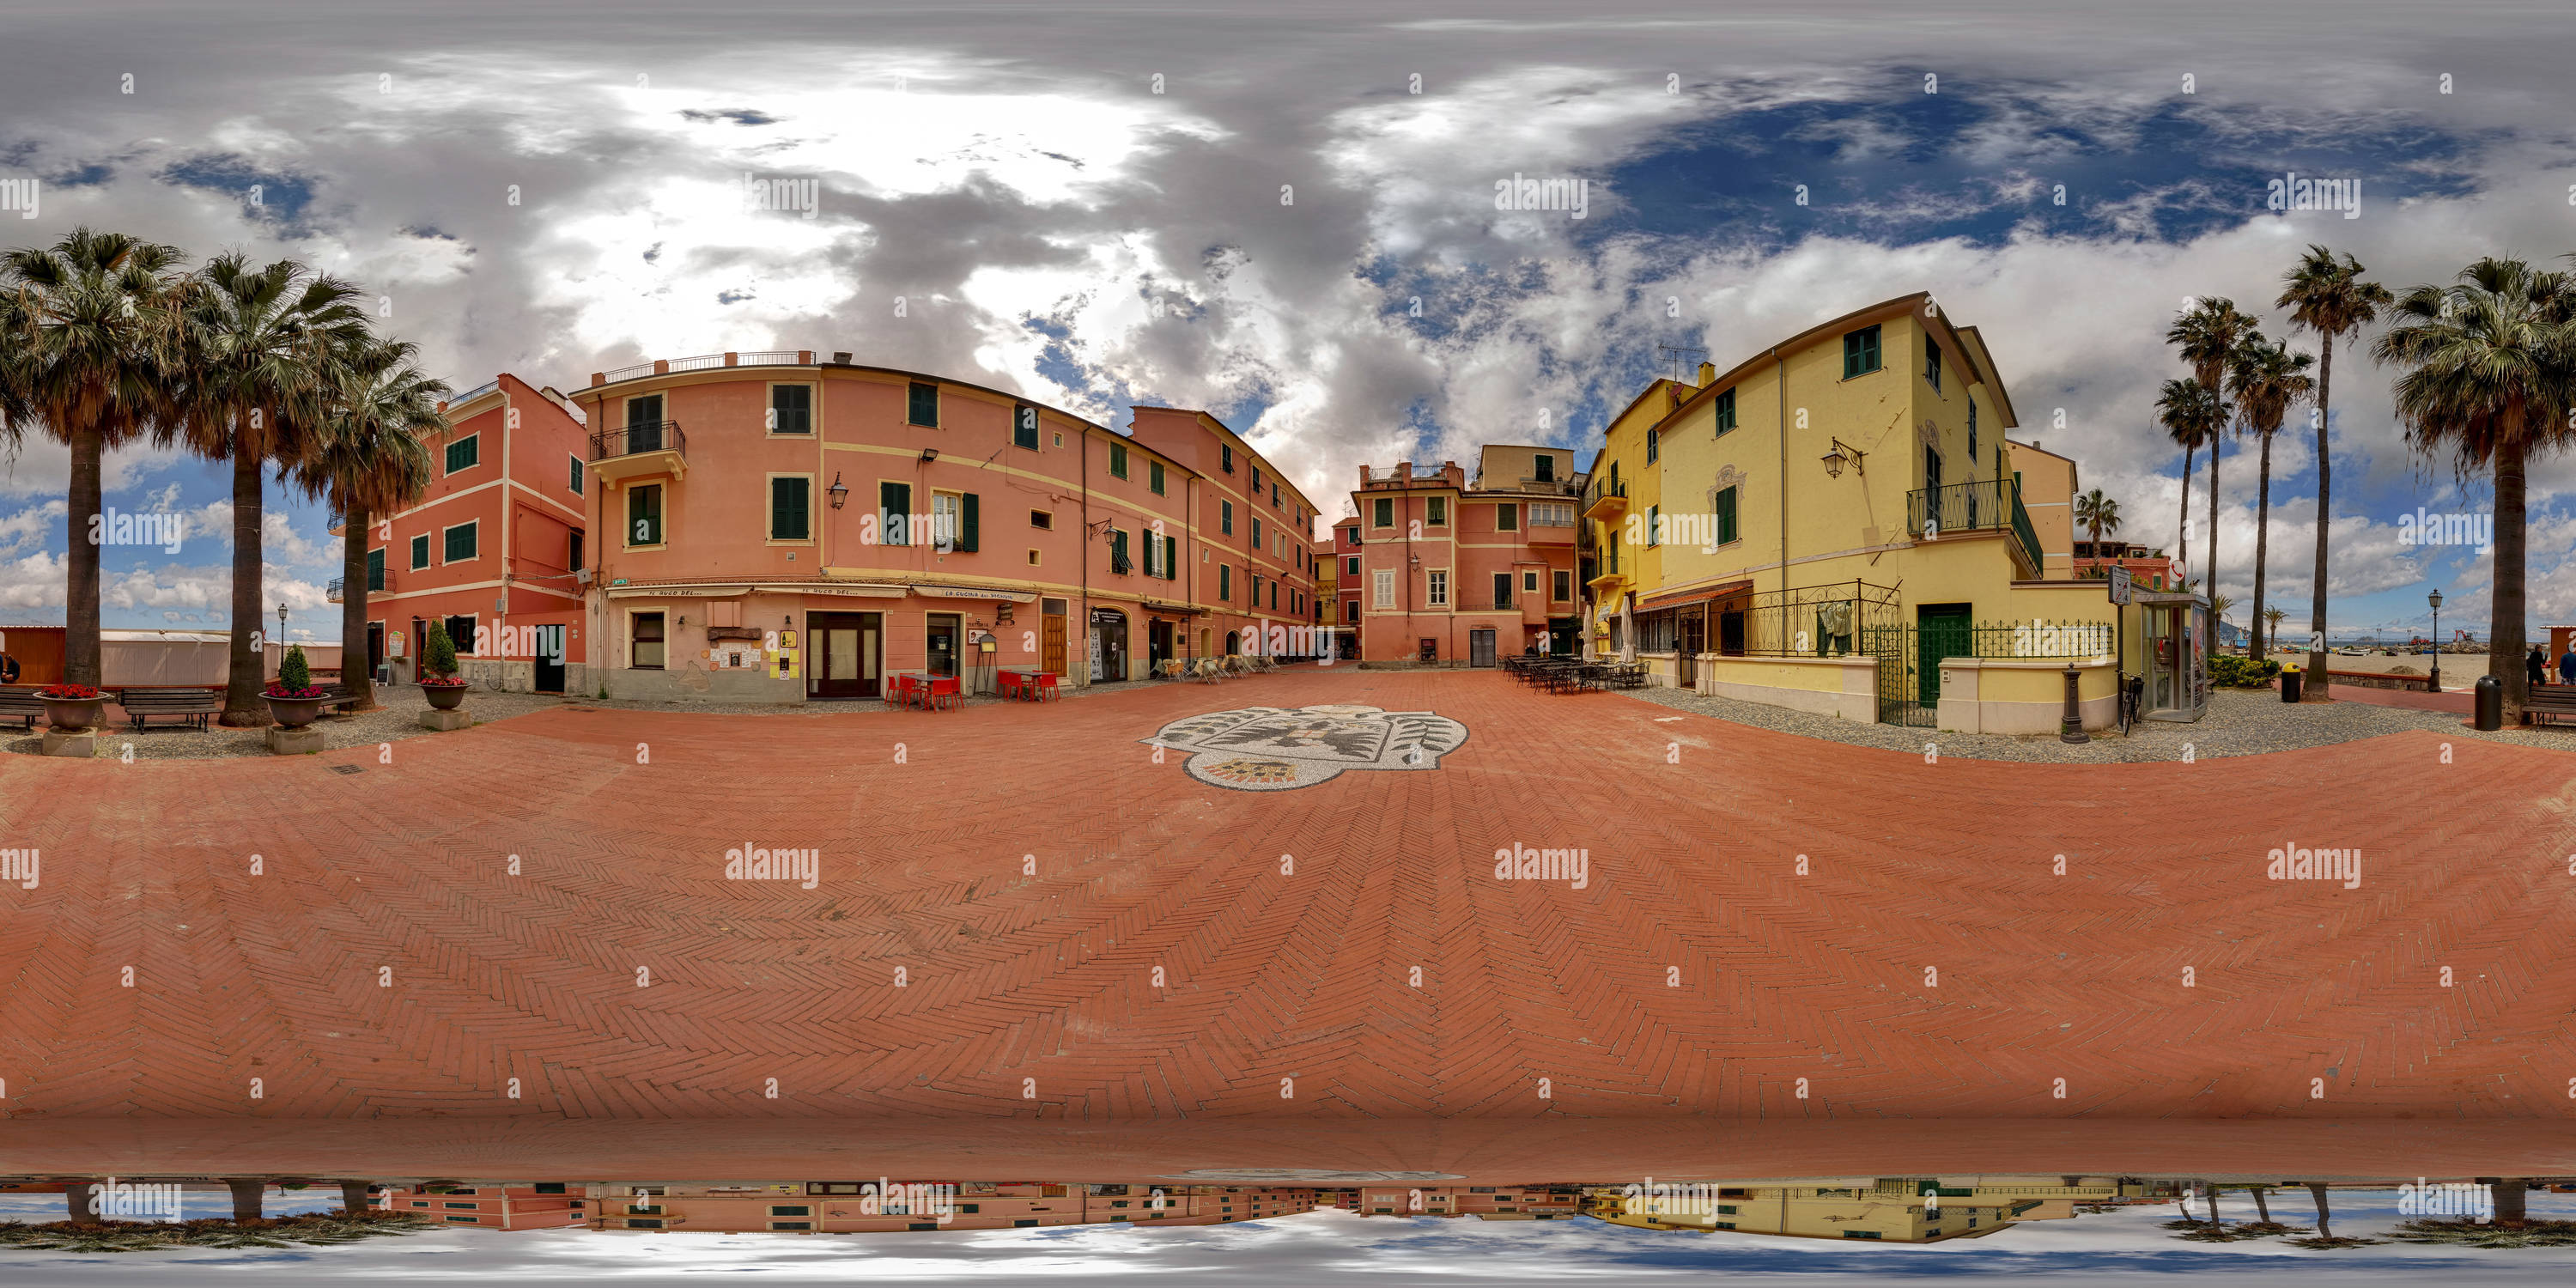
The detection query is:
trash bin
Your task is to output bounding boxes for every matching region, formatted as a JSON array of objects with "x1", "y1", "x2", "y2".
[
  {"x1": 2475, "y1": 674, "x2": 2503, "y2": 731},
  {"x1": 2279, "y1": 668, "x2": 2301, "y2": 702}
]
